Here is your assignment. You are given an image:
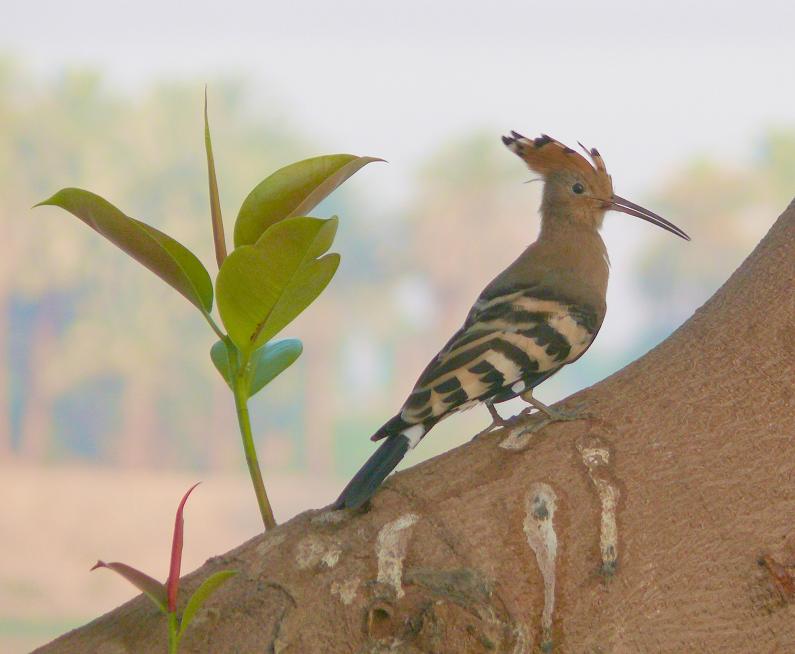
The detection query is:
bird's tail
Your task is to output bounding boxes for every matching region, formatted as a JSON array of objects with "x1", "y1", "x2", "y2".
[{"x1": 332, "y1": 434, "x2": 409, "y2": 510}]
